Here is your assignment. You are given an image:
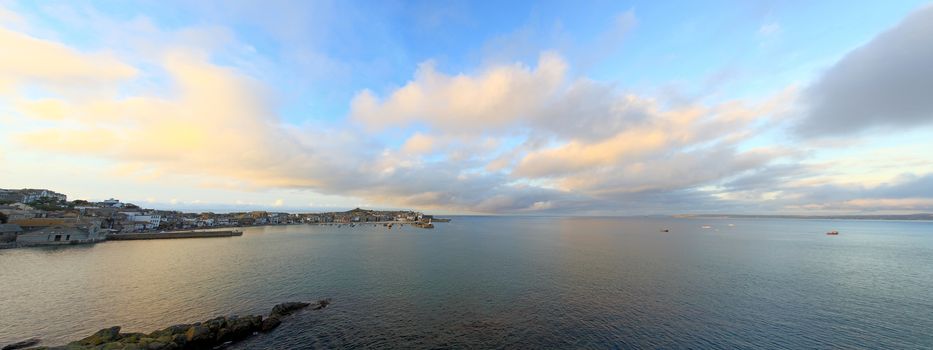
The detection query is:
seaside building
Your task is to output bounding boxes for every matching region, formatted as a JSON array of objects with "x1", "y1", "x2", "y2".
[{"x1": 10, "y1": 218, "x2": 104, "y2": 246}]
